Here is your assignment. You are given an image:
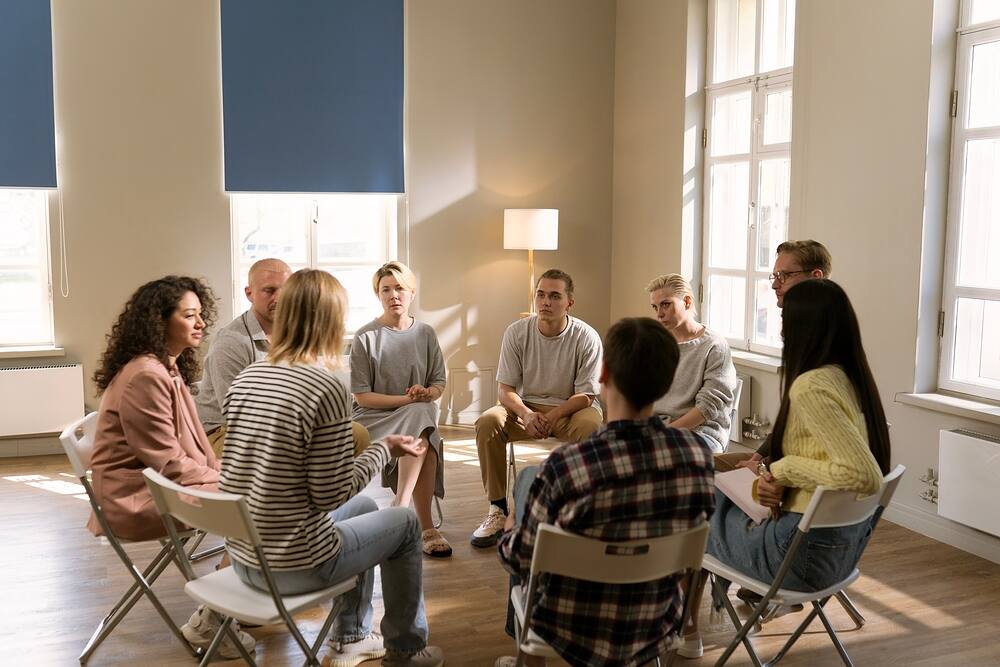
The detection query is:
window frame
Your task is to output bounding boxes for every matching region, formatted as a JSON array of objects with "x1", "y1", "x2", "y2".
[
  {"x1": 0, "y1": 188, "x2": 55, "y2": 349},
  {"x1": 229, "y1": 193, "x2": 402, "y2": 336},
  {"x1": 702, "y1": 0, "x2": 794, "y2": 357},
  {"x1": 938, "y1": 13, "x2": 1000, "y2": 401}
]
